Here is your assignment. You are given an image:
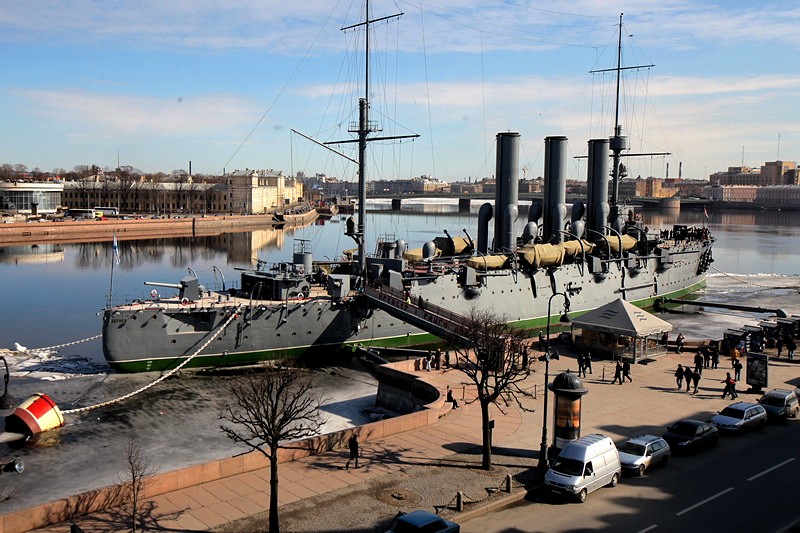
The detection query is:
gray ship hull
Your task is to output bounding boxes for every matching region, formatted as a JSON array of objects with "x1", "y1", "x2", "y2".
[{"x1": 102, "y1": 237, "x2": 710, "y2": 372}]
